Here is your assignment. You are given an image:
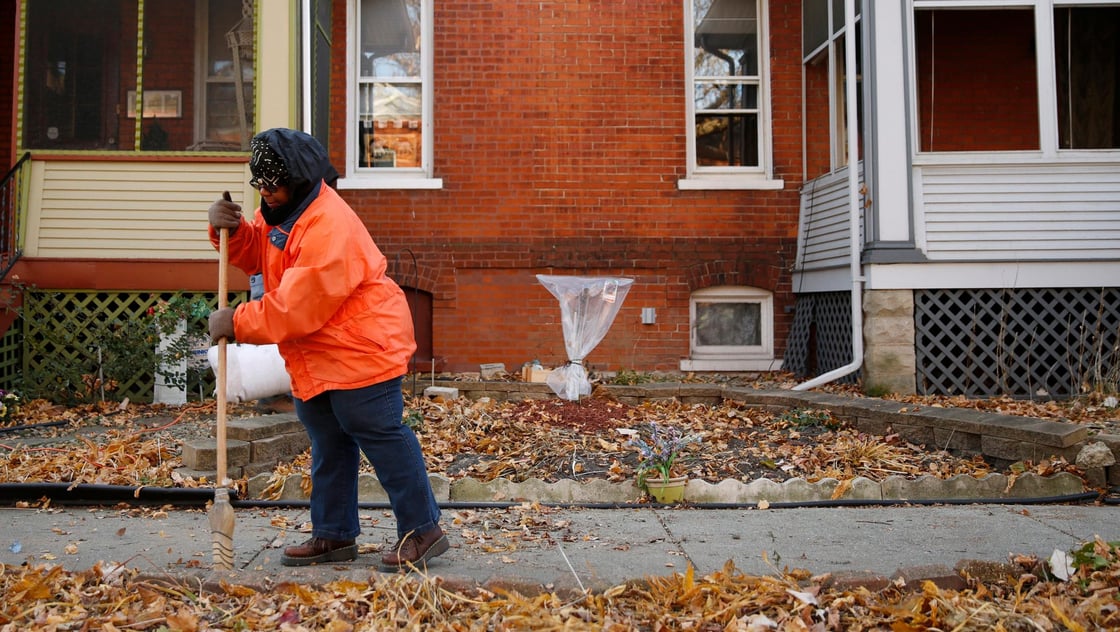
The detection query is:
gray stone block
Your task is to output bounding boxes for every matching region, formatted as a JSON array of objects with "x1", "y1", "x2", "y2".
[
  {"x1": 882, "y1": 473, "x2": 1007, "y2": 500},
  {"x1": 479, "y1": 363, "x2": 506, "y2": 379},
  {"x1": 225, "y1": 414, "x2": 303, "y2": 441},
  {"x1": 180, "y1": 438, "x2": 251, "y2": 470},
  {"x1": 242, "y1": 461, "x2": 278, "y2": 478},
  {"x1": 424, "y1": 386, "x2": 459, "y2": 400},
  {"x1": 250, "y1": 432, "x2": 310, "y2": 464},
  {"x1": 933, "y1": 427, "x2": 982, "y2": 454}
]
